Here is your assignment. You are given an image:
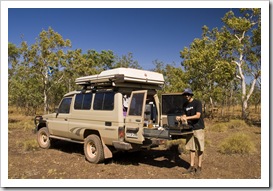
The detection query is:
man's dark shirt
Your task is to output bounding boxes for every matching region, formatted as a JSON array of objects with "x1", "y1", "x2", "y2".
[{"x1": 182, "y1": 99, "x2": 205, "y2": 130}]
